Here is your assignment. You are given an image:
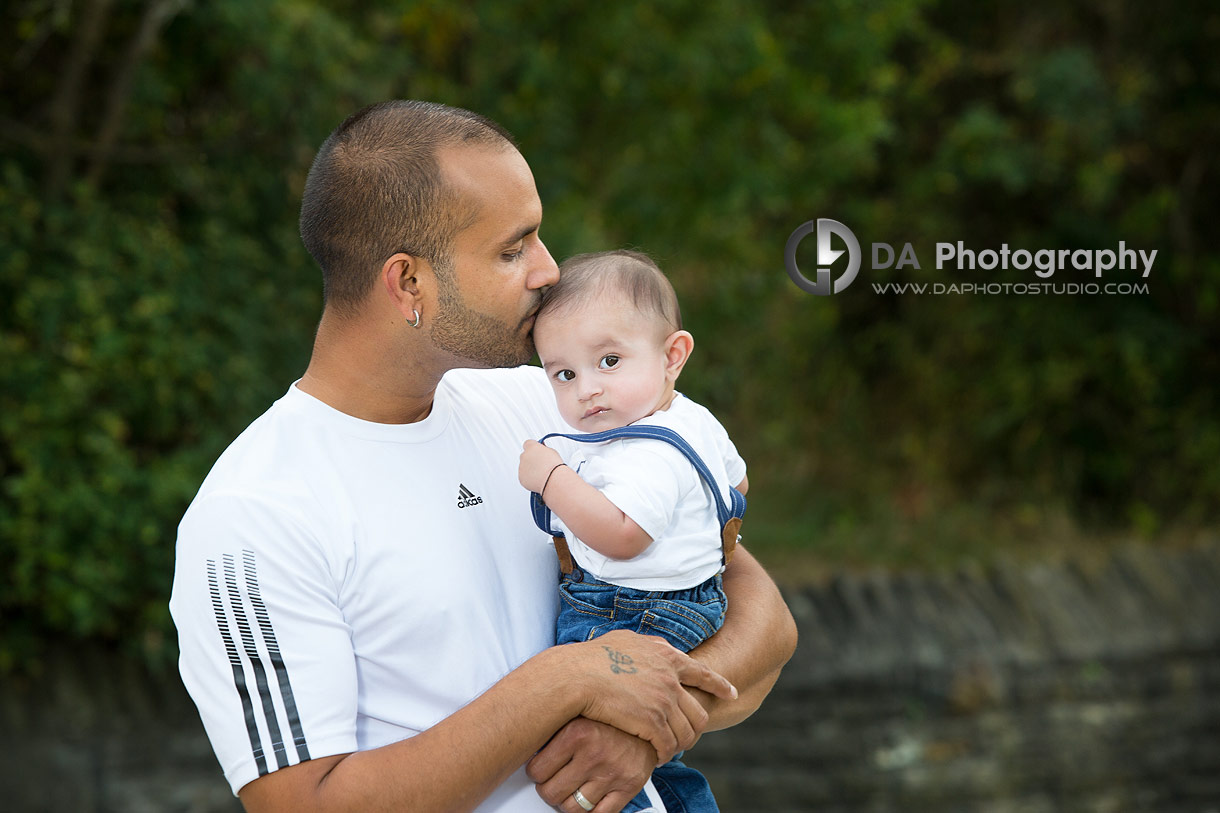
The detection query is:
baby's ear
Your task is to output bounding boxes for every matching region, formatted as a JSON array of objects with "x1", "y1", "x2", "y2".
[{"x1": 664, "y1": 330, "x2": 694, "y2": 381}]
